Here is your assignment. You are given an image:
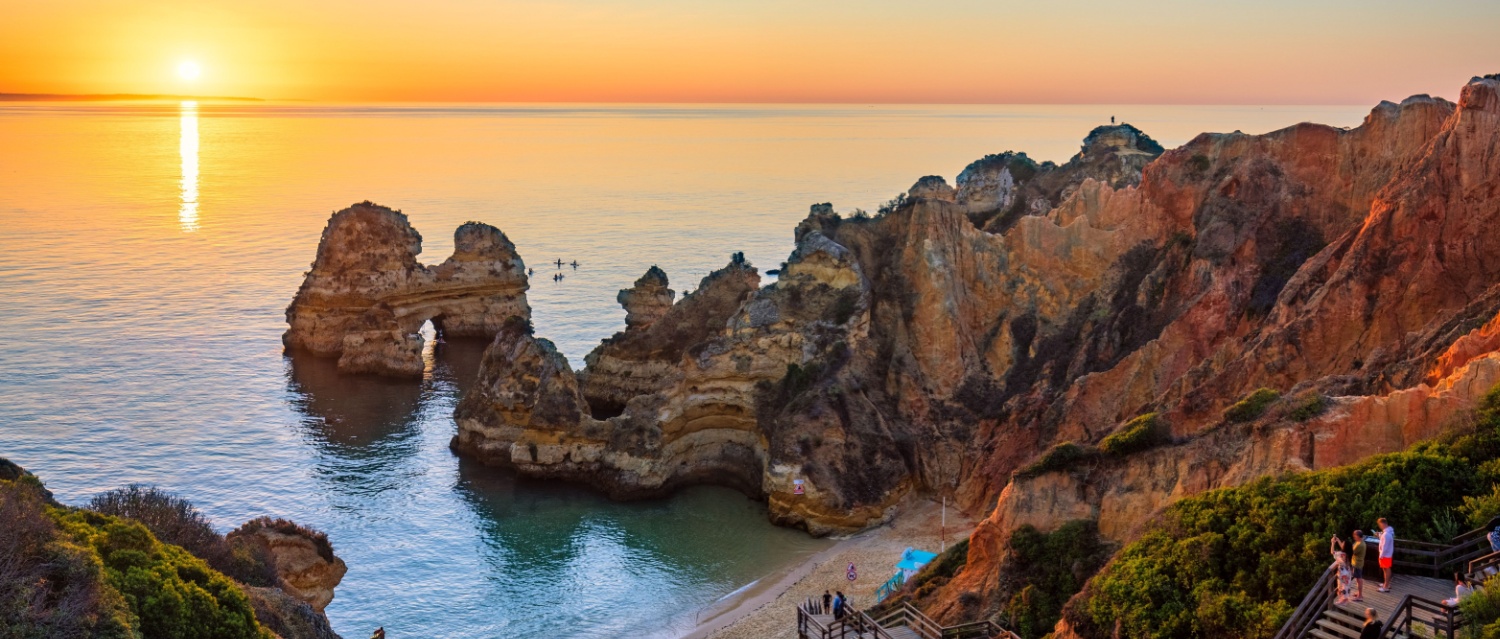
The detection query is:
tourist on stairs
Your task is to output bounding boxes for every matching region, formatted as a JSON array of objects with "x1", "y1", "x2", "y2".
[
  {"x1": 1377, "y1": 518, "x2": 1395, "y2": 593},
  {"x1": 1358, "y1": 608, "x2": 1383, "y2": 639},
  {"x1": 1349, "y1": 530, "x2": 1366, "y2": 601},
  {"x1": 1330, "y1": 536, "x2": 1353, "y2": 605},
  {"x1": 823, "y1": 590, "x2": 832, "y2": 614}
]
